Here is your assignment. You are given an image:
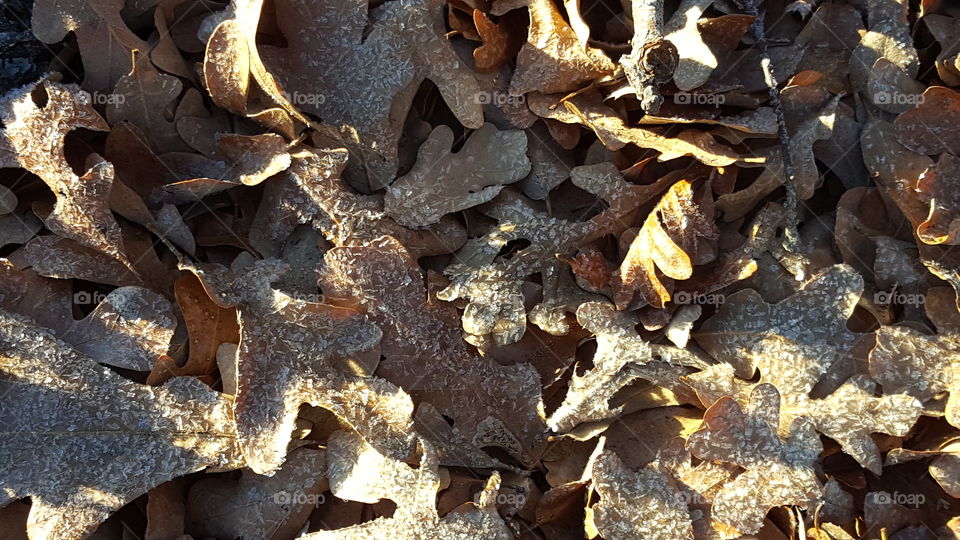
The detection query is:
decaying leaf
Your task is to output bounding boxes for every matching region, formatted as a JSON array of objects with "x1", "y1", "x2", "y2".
[
  {"x1": 384, "y1": 123, "x2": 530, "y2": 227},
  {"x1": 870, "y1": 325, "x2": 960, "y2": 428},
  {"x1": 548, "y1": 302, "x2": 708, "y2": 433},
  {"x1": 686, "y1": 384, "x2": 822, "y2": 535},
  {"x1": 320, "y1": 236, "x2": 546, "y2": 464},
  {"x1": 186, "y1": 259, "x2": 415, "y2": 474},
  {"x1": 186, "y1": 447, "x2": 326, "y2": 538},
  {"x1": 0, "y1": 310, "x2": 243, "y2": 539},
  {"x1": 303, "y1": 430, "x2": 512, "y2": 539},
  {"x1": 259, "y1": 0, "x2": 483, "y2": 188},
  {"x1": 614, "y1": 179, "x2": 719, "y2": 309},
  {"x1": 439, "y1": 162, "x2": 676, "y2": 346},
  {"x1": 0, "y1": 80, "x2": 128, "y2": 266},
  {"x1": 589, "y1": 448, "x2": 694, "y2": 539},
  {"x1": 509, "y1": 0, "x2": 616, "y2": 95}
]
